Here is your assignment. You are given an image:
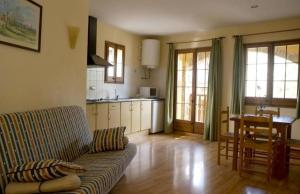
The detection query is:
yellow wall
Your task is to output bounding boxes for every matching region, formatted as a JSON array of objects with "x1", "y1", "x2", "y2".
[
  {"x1": 0, "y1": 0, "x2": 89, "y2": 114},
  {"x1": 86, "y1": 21, "x2": 147, "y2": 99},
  {"x1": 154, "y1": 17, "x2": 300, "y2": 138}
]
